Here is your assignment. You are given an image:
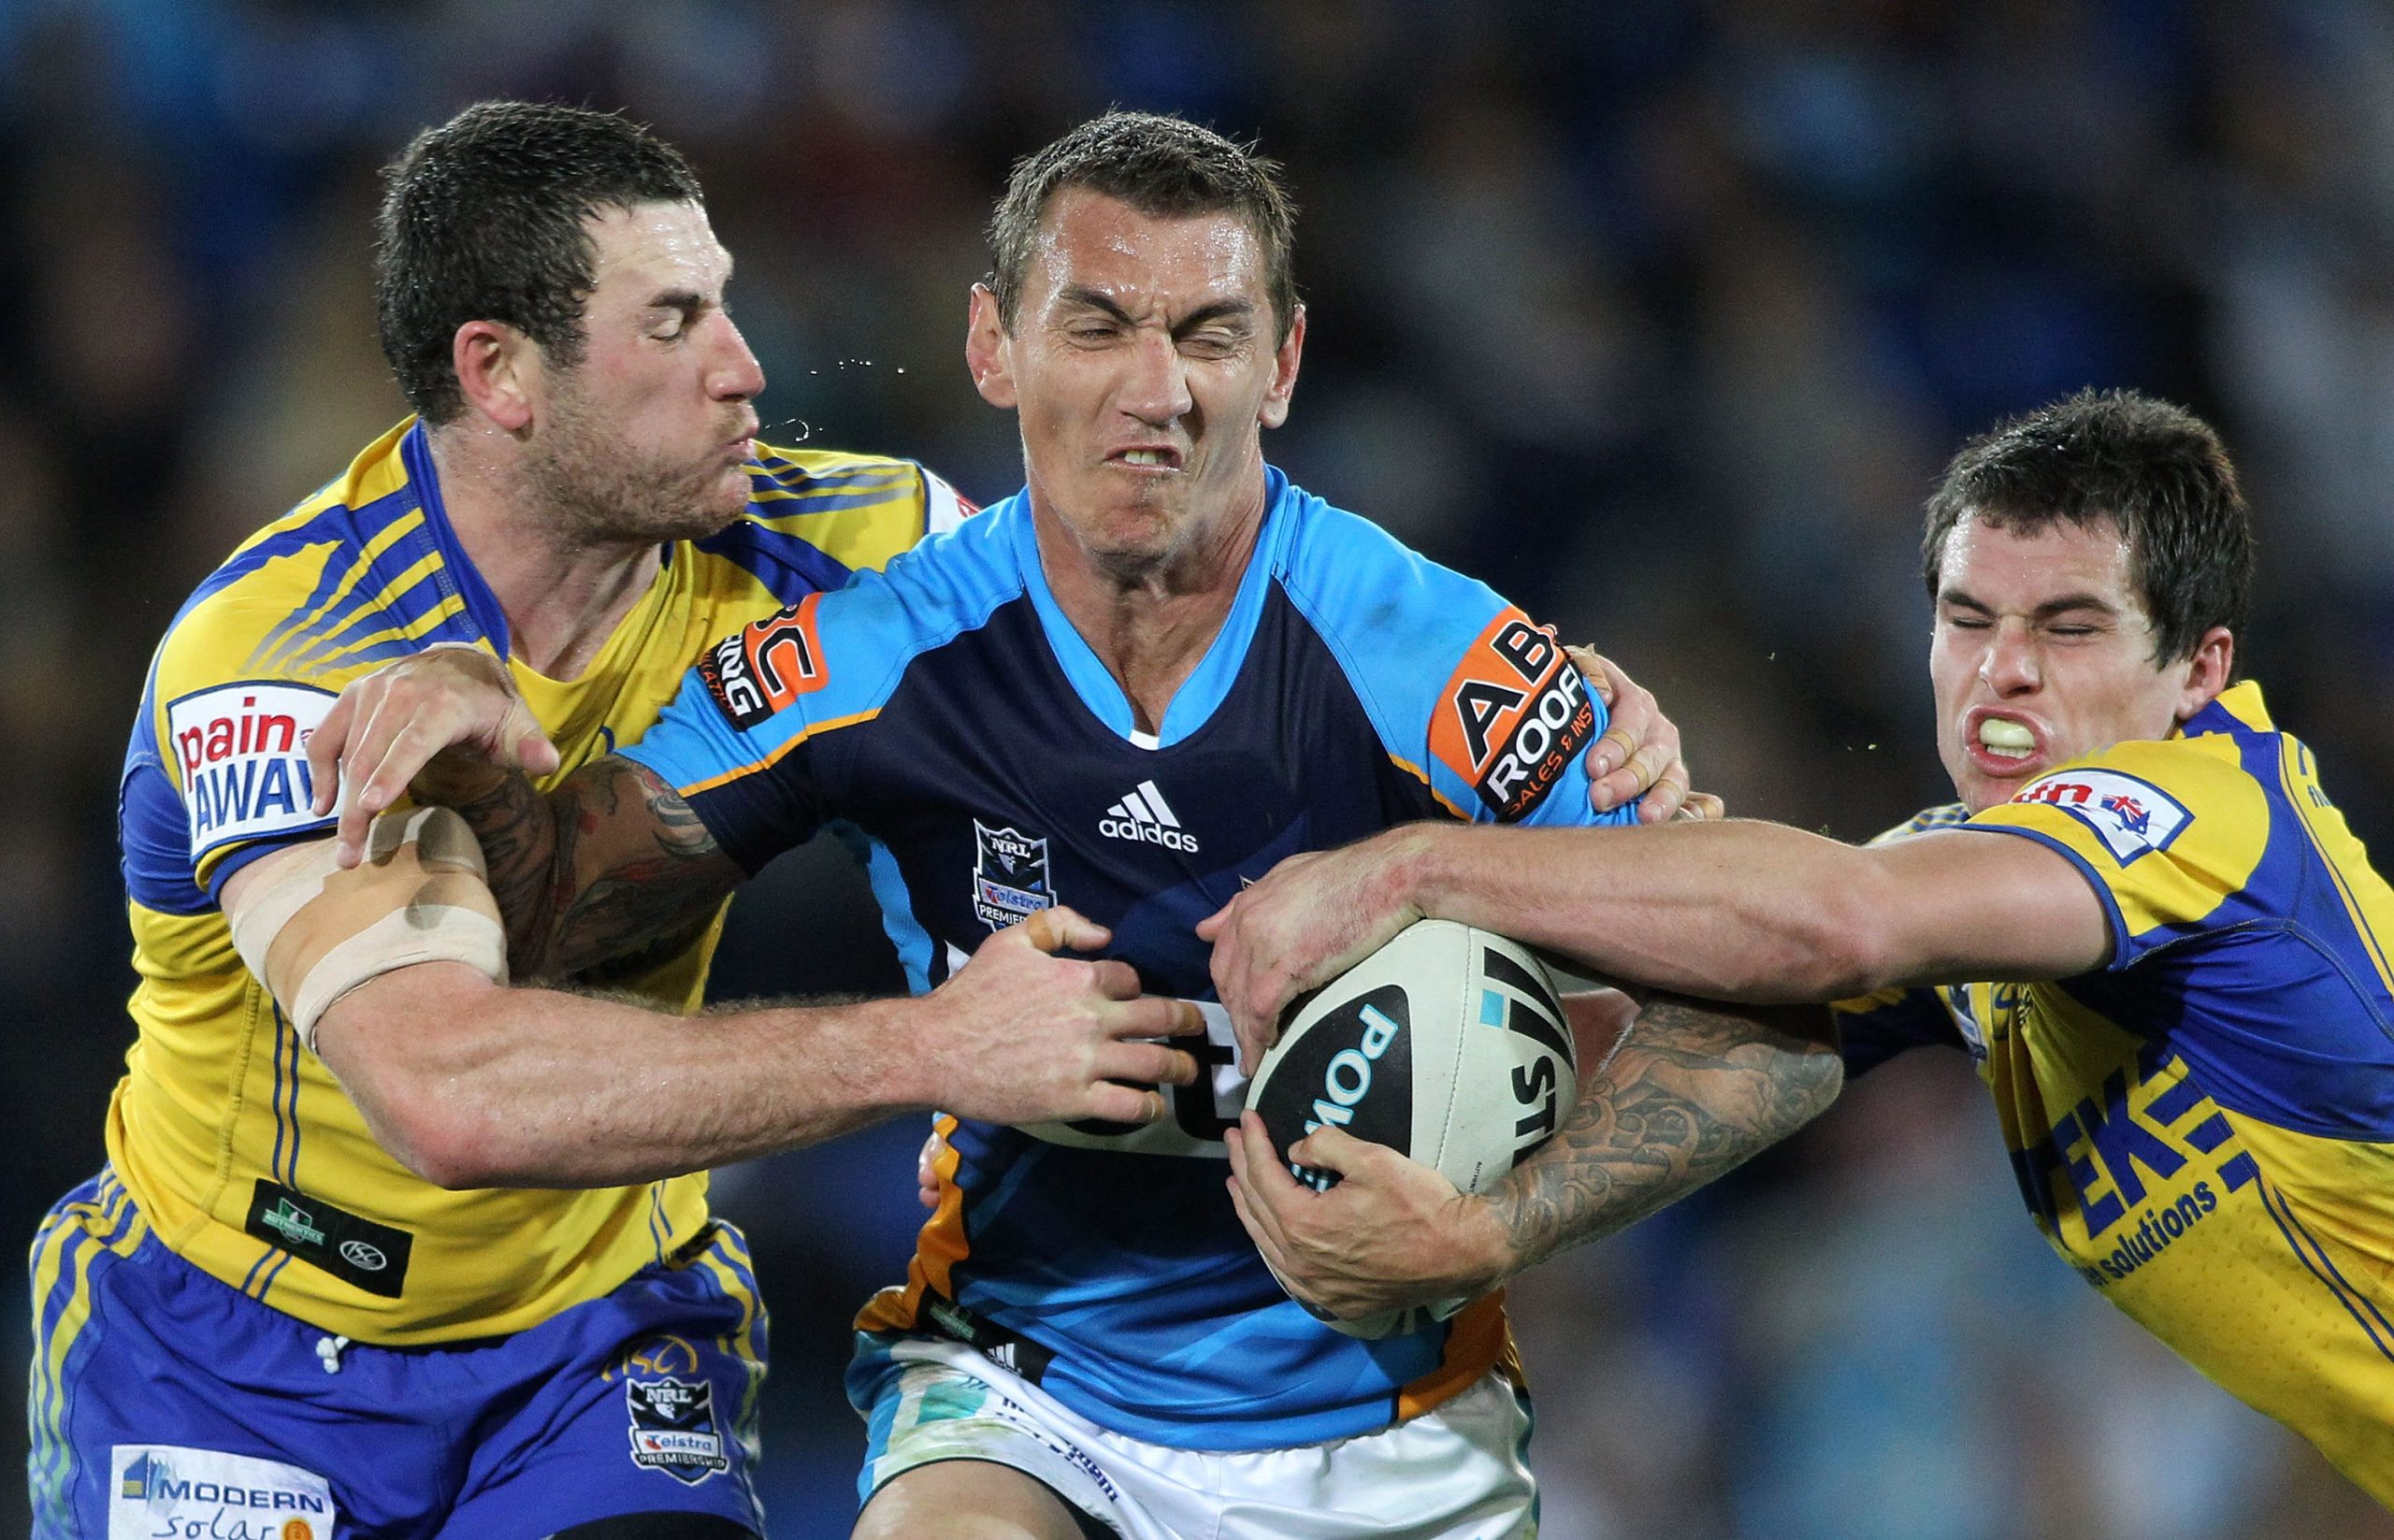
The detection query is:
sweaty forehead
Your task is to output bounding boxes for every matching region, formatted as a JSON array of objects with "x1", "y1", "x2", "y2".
[
  {"x1": 586, "y1": 200, "x2": 728, "y2": 292},
  {"x1": 1026, "y1": 188, "x2": 1266, "y2": 313},
  {"x1": 1940, "y1": 510, "x2": 2142, "y2": 606}
]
